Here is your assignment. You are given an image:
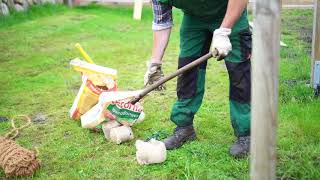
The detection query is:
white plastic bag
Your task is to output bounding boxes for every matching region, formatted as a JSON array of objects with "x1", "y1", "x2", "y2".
[{"x1": 80, "y1": 90, "x2": 143, "y2": 128}]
